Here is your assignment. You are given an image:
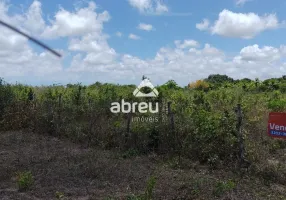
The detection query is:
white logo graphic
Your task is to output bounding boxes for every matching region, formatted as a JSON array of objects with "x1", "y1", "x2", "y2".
[
  {"x1": 110, "y1": 78, "x2": 159, "y2": 114},
  {"x1": 133, "y1": 79, "x2": 159, "y2": 97}
]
